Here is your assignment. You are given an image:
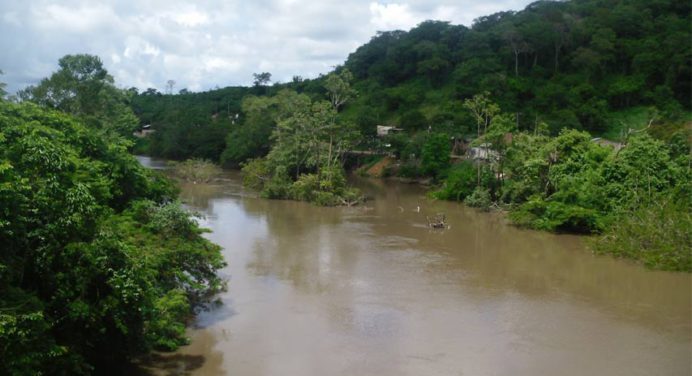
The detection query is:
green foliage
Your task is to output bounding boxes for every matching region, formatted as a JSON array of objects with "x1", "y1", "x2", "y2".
[
  {"x1": 18, "y1": 54, "x2": 139, "y2": 139},
  {"x1": 289, "y1": 173, "x2": 321, "y2": 202},
  {"x1": 592, "y1": 196, "x2": 691, "y2": 271},
  {"x1": 241, "y1": 158, "x2": 272, "y2": 192},
  {"x1": 431, "y1": 91, "x2": 689, "y2": 268},
  {"x1": 0, "y1": 101, "x2": 224, "y2": 373},
  {"x1": 400, "y1": 109, "x2": 427, "y2": 131},
  {"x1": 324, "y1": 69, "x2": 357, "y2": 111},
  {"x1": 602, "y1": 106, "x2": 653, "y2": 140},
  {"x1": 433, "y1": 161, "x2": 477, "y2": 201},
  {"x1": 169, "y1": 158, "x2": 222, "y2": 183},
  {"x1": 421, "y1": 133, "x2": 451, "y2": 178},
  {"x1": 0, "y1": 70, "x2": 7, "y2": 100},
  {"x1": 342, "y1": 0, "x2": 689, "y2": 133},
  {"x1": 464, "y1": 187, "x2": 493, "y2": 211},
  {"x1": 240, "y1": 73, "x2": 361, "y2": 205},
  {"x1": 252, "y1": 72, "x2": 272, "y2": 87},
  {"x1": 510, "y1": 199, "x2": 605, "y2": 233},
  {"x1": 502, "y1": 129, "x2": 688, "y2": 236},
  {"x1": 147, "y1": 200, "x2": 202, "y2": 238},
  {"x1": 147, "y1": 289, "x2": 190, "y2": 350},
  {"x1": 132, "y1": 86, "x2": 249, "y2": 162},
  {"x1": 220, "y1": 95, "x2": 275, "y2": 167}
]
